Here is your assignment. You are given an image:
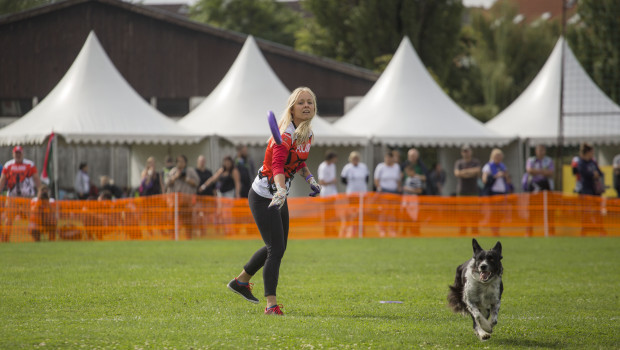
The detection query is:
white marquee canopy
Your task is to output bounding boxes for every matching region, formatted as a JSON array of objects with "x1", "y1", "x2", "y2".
[
  {"x1": 0, "y1": 31, "x2": 201, "y2": 146},
  {"x1": 178, "y1": 35, "x2": 365, "y2": 146},
  {"x1": 486, "y1": 37, "x2": 620, "y2": 145},
  {"x1": 335, "y1": 37, "x2": 511, "y2": 147}
]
